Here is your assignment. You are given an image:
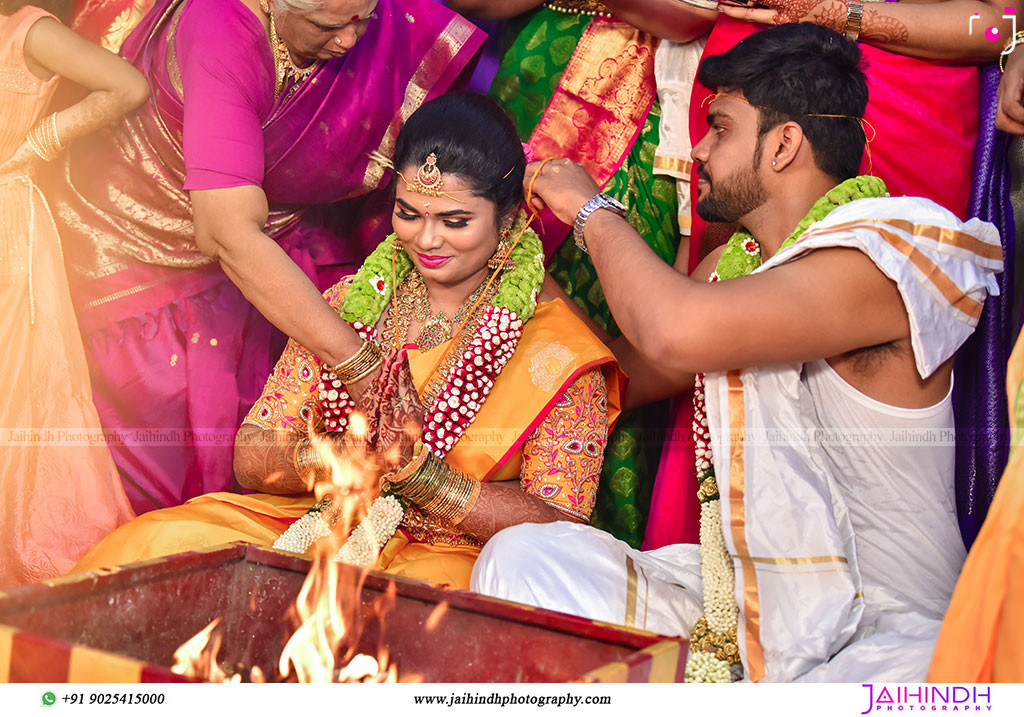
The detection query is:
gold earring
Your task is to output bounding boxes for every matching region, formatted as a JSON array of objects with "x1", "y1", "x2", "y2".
[{"x1": 487, "y1": 226, "x2": 516, "y2": 272}]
